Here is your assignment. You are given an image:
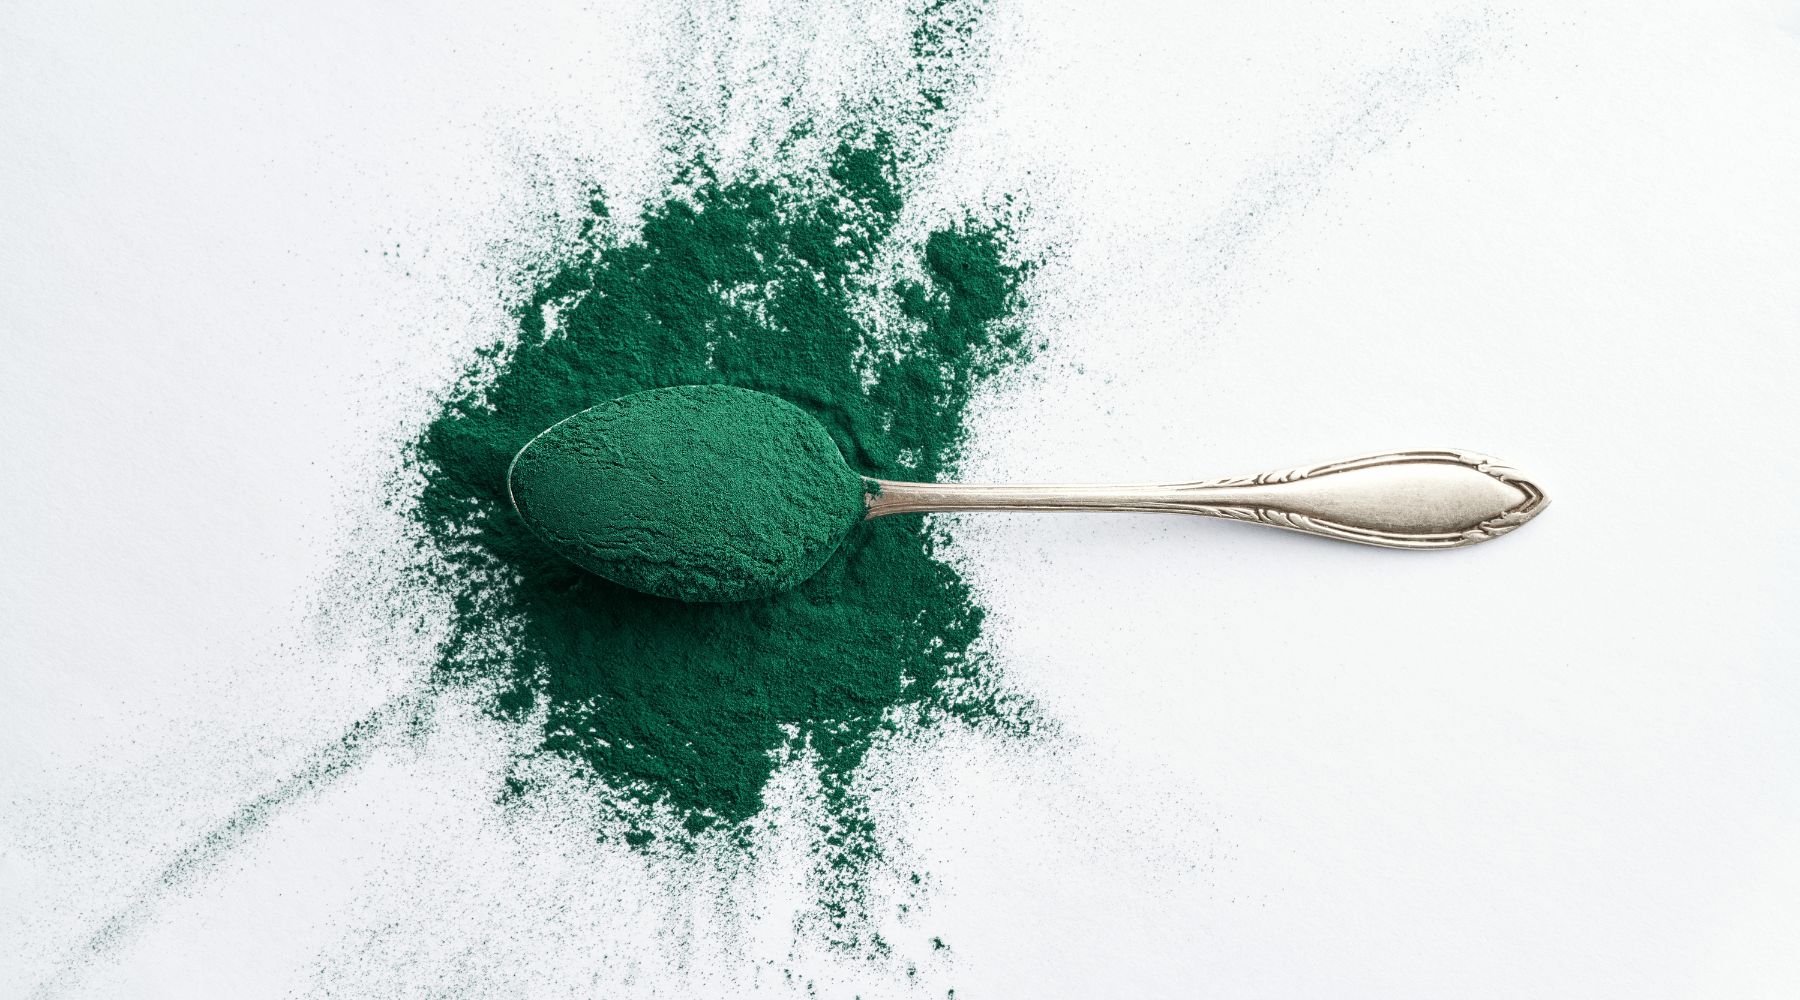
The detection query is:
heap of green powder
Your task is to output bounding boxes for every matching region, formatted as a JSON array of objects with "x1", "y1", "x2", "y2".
[
  {"x1": 416, "y1": 139, "x2": 1028, "y2": 828},
  {"x1": 507, "y1": 384, "x2": 869, "y2": 602},
  {"x1": 412, "y1": 136, "x2": 1031, "y2": 944}
]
